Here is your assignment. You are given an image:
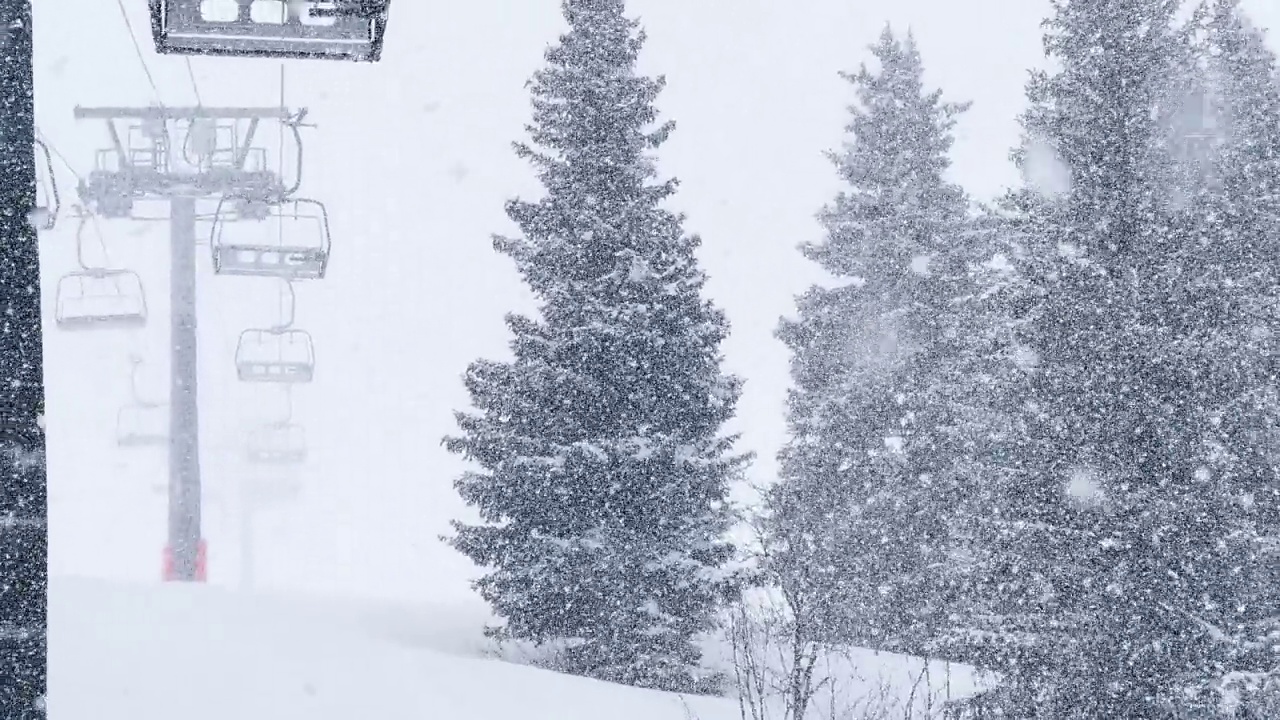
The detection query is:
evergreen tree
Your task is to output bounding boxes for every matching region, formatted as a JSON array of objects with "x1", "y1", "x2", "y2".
[
  {"x1": 444, "y1": 0, "x2": 747, "y2": 694},
  {"x1": 765, "y1": 27, "x2": 983, "y2": 658},
  {"x1": 949, "y1": 0, "x2": 1279, "y2": 715},
  {"x1": 1169, "y1": 2, "x2": 1280, "y2": 712}
]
